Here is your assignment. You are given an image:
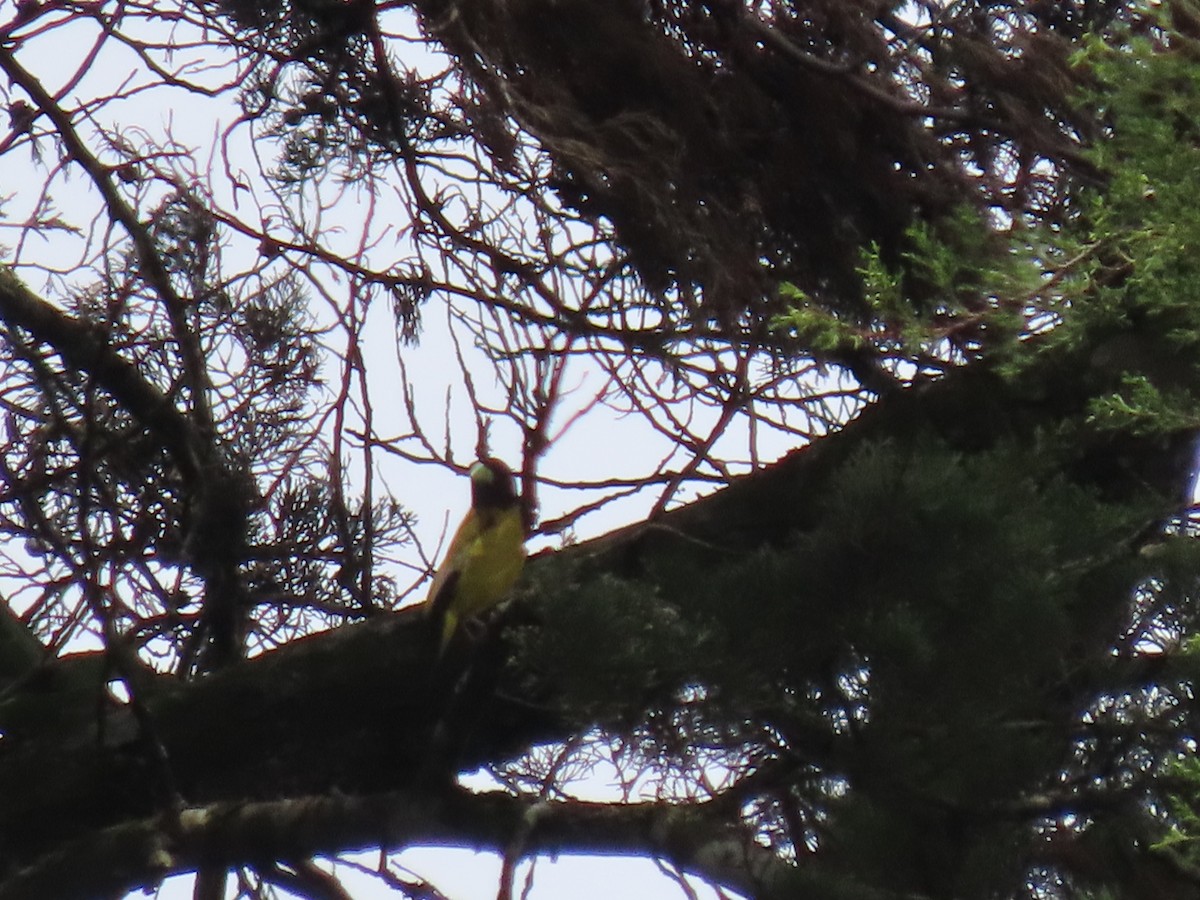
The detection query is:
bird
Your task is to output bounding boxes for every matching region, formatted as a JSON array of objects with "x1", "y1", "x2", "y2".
[{"x1": 425, "y1": 458, "x2": 527, "y2": 654}]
